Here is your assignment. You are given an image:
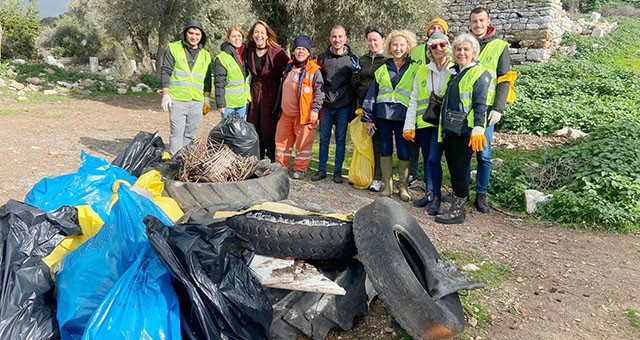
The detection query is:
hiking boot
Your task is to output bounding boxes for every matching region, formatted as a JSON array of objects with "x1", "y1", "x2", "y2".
[
  {"x1": 369, "y1": 180, "x2": 382, "y2": 192},
  {"x1": 474, "y1": 193, "x2": 491, "y2": 213},
  {"x1": 311, "y1": 170, "x2": 326, "y2": 181},
  {"x1": 413, "y1": 191, "x2": 434, "y2": 208},
  {"x1": 333, "y1": 172, "x2": 343, "y2": 184},
  {"x1": 292, "y1": 171, "x2": 305, "y2": 180},
  {"x1": 427, "y1": 195, "x2": 442, "y2": 216},
  {"x1": 435, "y1": 196, "x2": 466, "y2": 224}
]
